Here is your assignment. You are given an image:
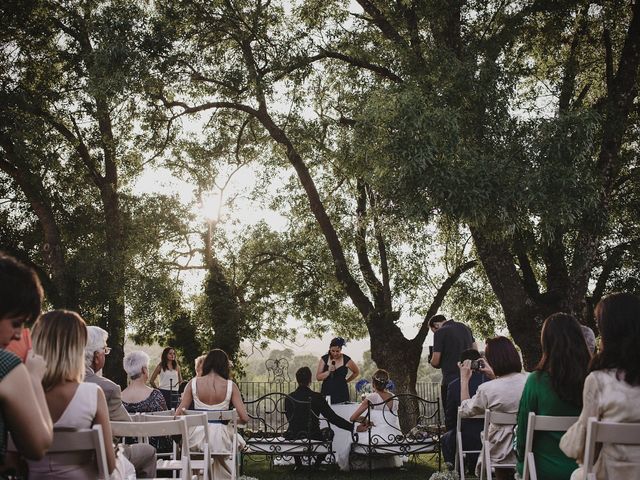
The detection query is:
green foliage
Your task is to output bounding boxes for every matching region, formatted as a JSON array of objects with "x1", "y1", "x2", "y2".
[{"x1": 201, "y1": 260, "x2": 243, "y2": 361}]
